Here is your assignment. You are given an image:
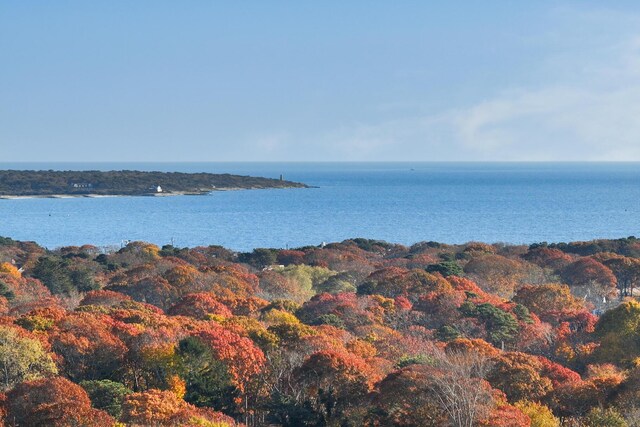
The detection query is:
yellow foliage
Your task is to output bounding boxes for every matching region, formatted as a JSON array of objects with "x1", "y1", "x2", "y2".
[
  {"x1": 187, "y1": 419, "x2": 233, "y2": 427},
  {"x1": 223, "y1": 316, "x2": 280, "y2": 349},
  {"x1": 262, "y1": 308, "x2": 301, "y2": 326},
  {"x1": 0, "y1": 262, "x2": 21, "y2": 278},
  {"x1": 371, "y1": 294, "x2": 395, "y2": 310},
  {"x1": 514, "y1": 400, "x2": 560, "y2": 427},
  {"x1": 15, "y1": 315, "x2": 55, "y2": 332},
  {"x1": 364, "y1": 332, "x2": 378, "y2": 343},
  {"x1": 223, "y1": 315, "x2": 261, "y2": 330},
  {"x1": 167, "y1": 374, "x2": 186, "y2": 399},
  {"x1": 142, "y1": 243, "x2": 161, "y2": 258},
  {"x1": 122, "y1": 389, "x2": 185, "y2": 425},
  {"x1": 141, "y1": 343, "x2": 178, "y2": 372},
  {"x1": 576, "y1": 342, "x2": 598, "y2": 358},
  {"x1": 554, "y1": 342, "x2": 576, "y2": 362},
  {"x1": 0, "y1": 326, "x2": 58, "y2": 390},
  {"x1": 347, "y1": 339, "x2": 377, "y2": 359},
  {"x1": 206, "y1": 314, "x2": 226, "y2": 323}
]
